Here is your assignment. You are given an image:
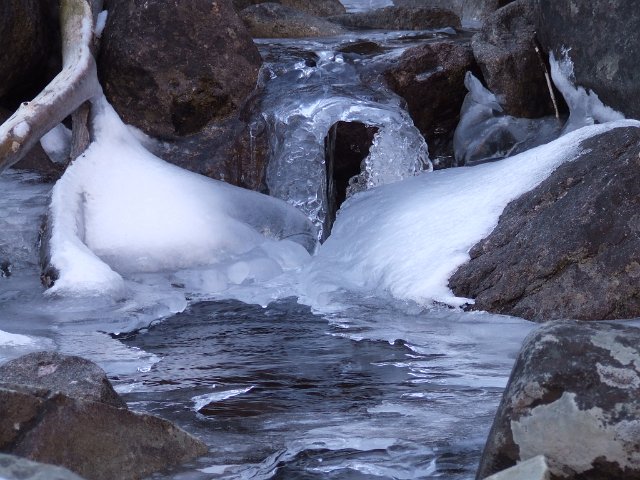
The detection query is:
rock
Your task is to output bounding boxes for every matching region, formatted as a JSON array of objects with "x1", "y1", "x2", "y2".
[
  {"x1": 98, "y1": 0, "x2": 262, "y2": 139},
  {"x1": 0, "y1": 353, "x2": 207, "y2": 480},
  {"x1": 533, "y1": 0, "x2": 640, "y2": 120},
  {"x1": 449, "y1": 127, "x2": 640, "y2": 321},
  {"x1": 329, "y1": 6, "x2": 461, "y2": 31},
  {"x1": 232, "y1": 0, "x2": 345, "y2": 17},
  {"x1": 239, "y1": 3, "x2": 345, "y2": 38},
  {"x1": 0, "y1": 0, "x2": 61, "y2": 109},
  {"x1": 0, "y1": 351, "x2": 126, "y2": 409},
  {"x1": 0, "y1": 453, "x2": 86, "y2": 480},
  {"x1": 0, "y1": 108, "x2": 63, "y2": 180},
  {"x1": 484, "y1": 456, "x2": 550, "y2": 480},
  {"x1": 471, "y1": 0, "x2": 556, "y2": 118},
  {"x1": 151, "y1": 113, "x2": 269, "y2": 191},
  {"x1": 476, "y1": 320, "x2": 640, "y2": 479},
  {"x1": 393, "y1": 0, "x2": 514, "y2": 24},
  {"x1": 384, "y1": 40, "x2": 478, "y2": 165}
]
